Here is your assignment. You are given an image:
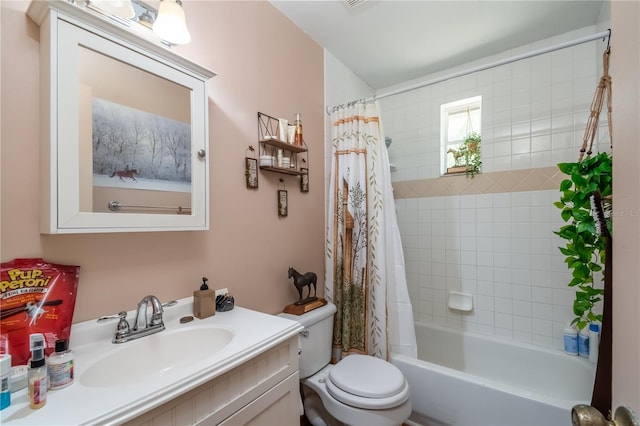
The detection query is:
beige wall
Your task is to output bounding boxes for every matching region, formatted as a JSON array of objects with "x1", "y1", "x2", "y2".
[
  {"x1": 0, "y1": 0, "x2": 325, "y2": 322},
  {"x1": 611, "y1": 0, "x2": 640, "y2": 411}
]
